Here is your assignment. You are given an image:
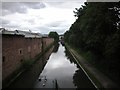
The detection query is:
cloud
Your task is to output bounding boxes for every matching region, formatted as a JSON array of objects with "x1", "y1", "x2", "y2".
[
  {"x1": 1, "y1": 18, "x2": 10, "y2": 25},
  {"x1": 46, "y1": 21, "x2": 64, "y2": 27},
  {"x1": 44, "y1": 0, "x2": 86, "y2": 9},
  {"x1": 35, "y1": 24, "x2": 67, "y2": 34},
  {"x1": 26, "y1": 19, "x2": 35, "y2": 25},
  {"x1": 22, "y1": 2, "x2": 46, "y2": 9},
  {"x1": 1, "y1": 18, "x2": 20, "y2": 28},
  {"x1": 1, "y1": 1, "x2": 86, "y2": 34},
  {"x1": 2, "y1": 2, "x2": 46, "y2": 16},
  {"x1": 35, "y1": 26, "x2": 50, "y2": 33},
  {"x1": 44, "y1": 0, "x2": 86, "y2": 2},
  {"x1": 2, "y1": 2, "x2": 27, "y2": 15}
]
